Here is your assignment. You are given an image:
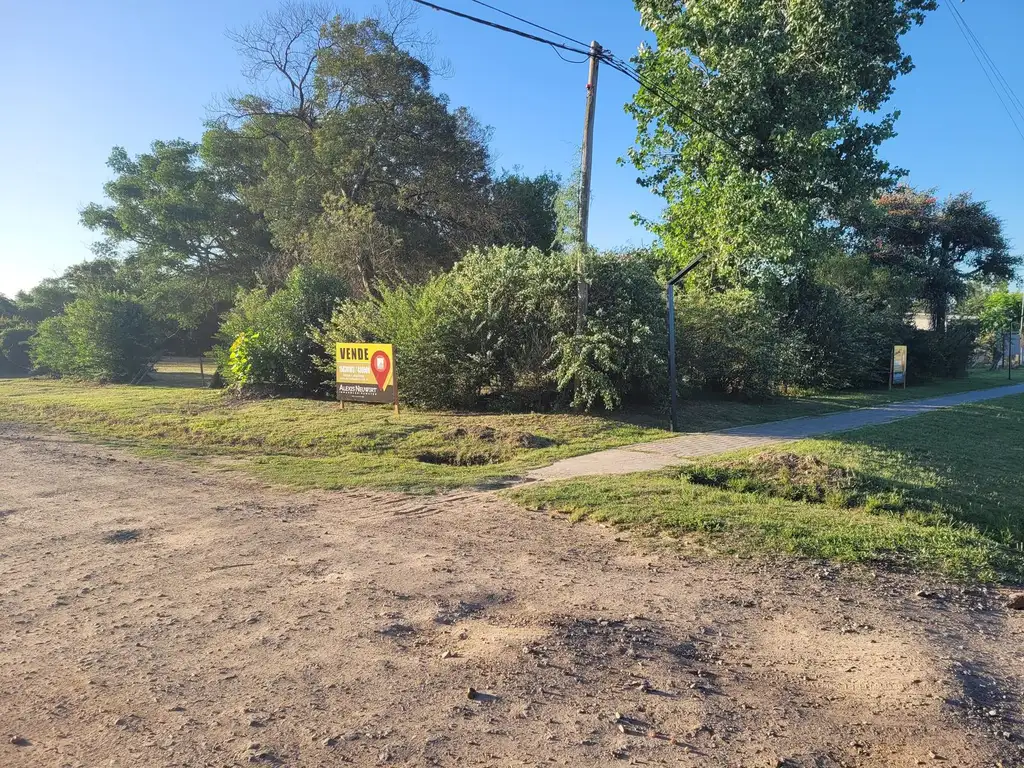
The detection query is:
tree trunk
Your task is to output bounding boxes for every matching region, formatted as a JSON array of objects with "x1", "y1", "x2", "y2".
[
  {"x1": 929, "y1": 292, "x2": 947, "y2": 333},
  {"x1": 357, "y1": 252, "x2": 382, "y2": 301}
]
